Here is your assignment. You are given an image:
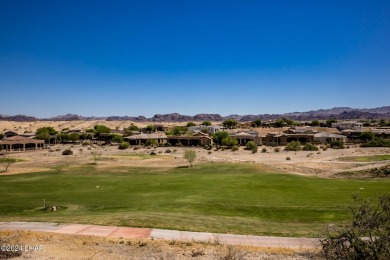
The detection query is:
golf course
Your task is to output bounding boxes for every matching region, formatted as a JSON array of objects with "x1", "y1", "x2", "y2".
[{"x1": 1, "y1": 162, "x2": 388, "y2": 237}]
